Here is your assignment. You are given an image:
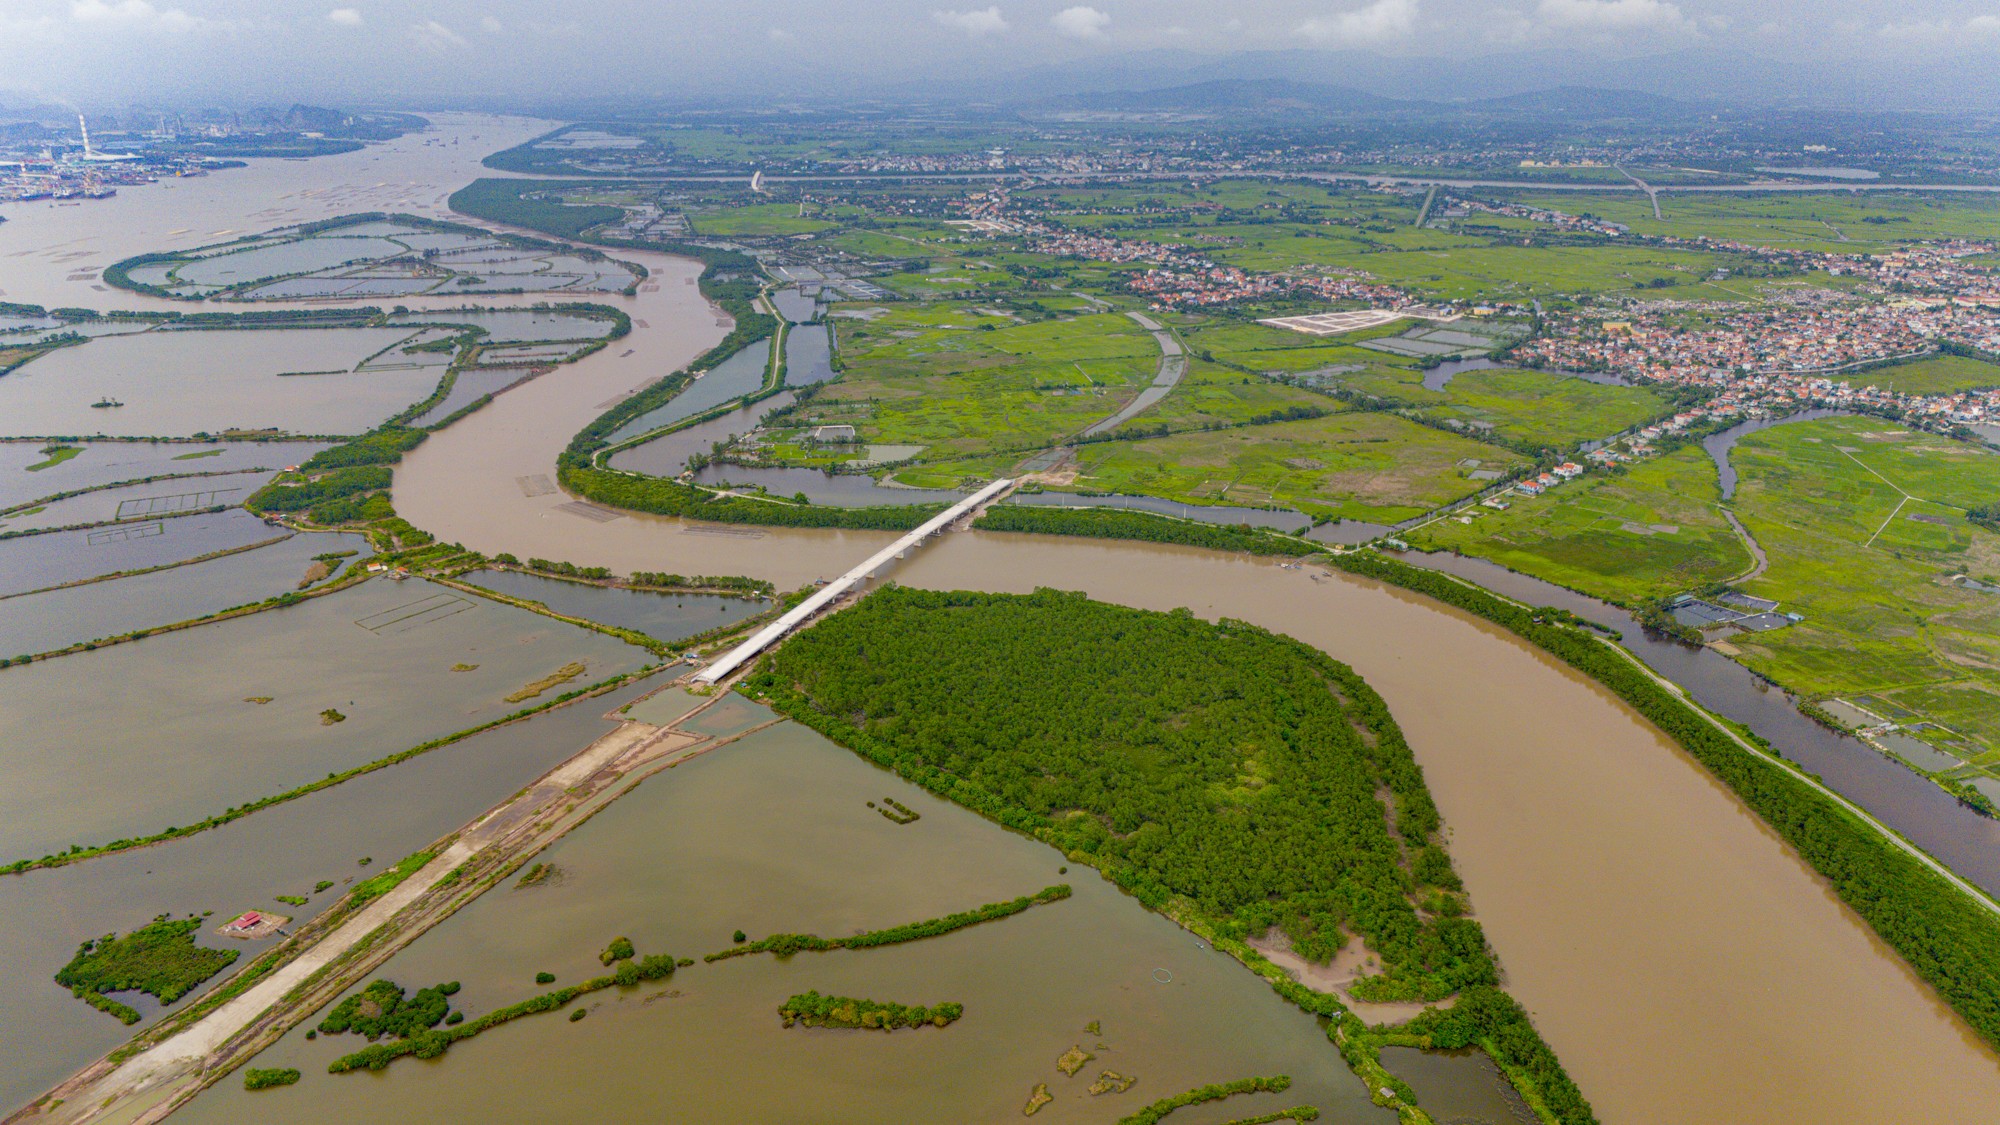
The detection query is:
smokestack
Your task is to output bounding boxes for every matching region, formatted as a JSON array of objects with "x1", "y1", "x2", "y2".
[{"x1": 78, "y1": 114, "x2": 94, "y2": 159}]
